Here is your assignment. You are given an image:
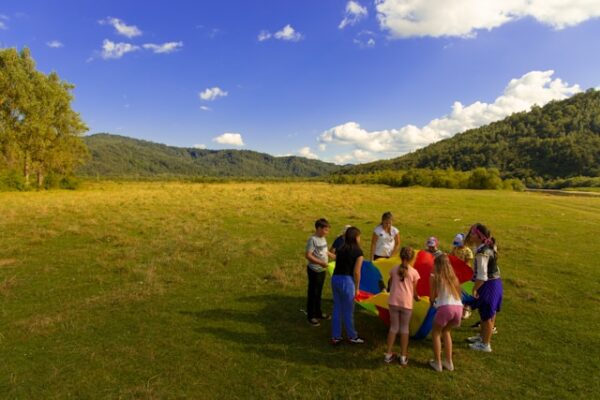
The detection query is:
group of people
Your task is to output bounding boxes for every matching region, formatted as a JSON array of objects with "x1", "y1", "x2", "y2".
[{"x1": 304, "y1": 212, "x2": 503, "y2": 372}]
